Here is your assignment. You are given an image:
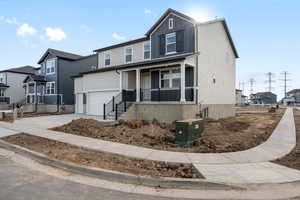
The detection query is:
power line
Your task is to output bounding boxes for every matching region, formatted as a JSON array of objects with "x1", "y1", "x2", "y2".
[
  {"x1": 280, "y1": 71, "x2": 291, "y2": 98},
  {"x1": 265, "y1": 72, "x2": 276, "y2": 92}
]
